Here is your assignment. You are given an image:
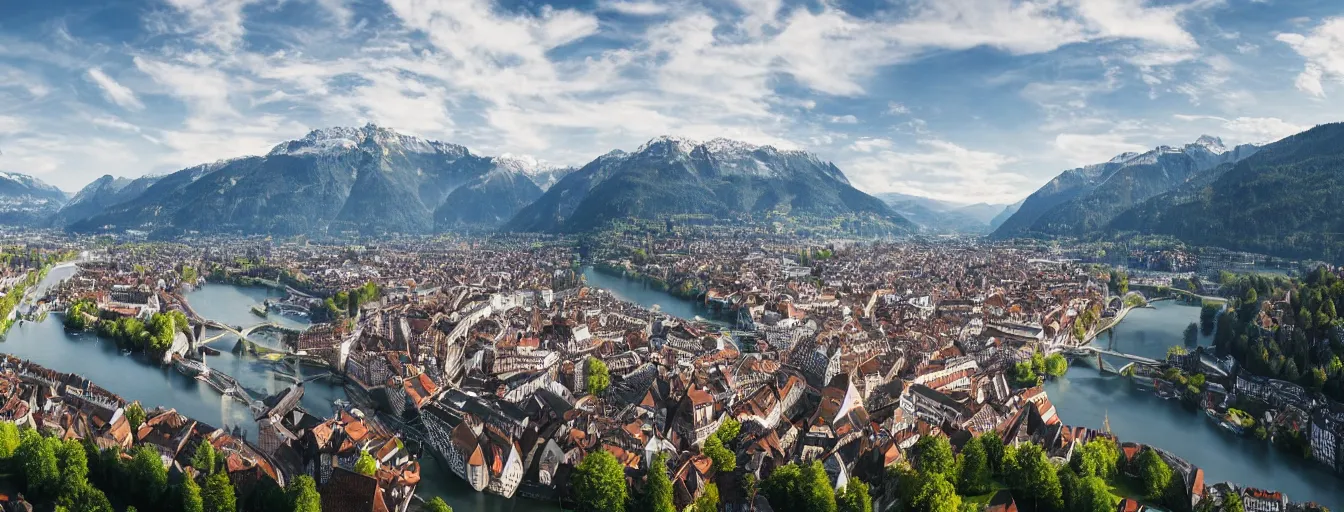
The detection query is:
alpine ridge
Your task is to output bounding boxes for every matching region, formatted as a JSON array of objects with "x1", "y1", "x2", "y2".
[
  {"x1": 65, "y1": 125, "x2": 546, "y2": 236},
  {"x1": 502, "y1": 136, "x2": 911, "y2": 234},
  {"x1": 992, "y1": 135, "x2": 1260, "y2": 238},
  {"x1": 0, "y1": 171, "x2": 67, "y2": 227}
]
